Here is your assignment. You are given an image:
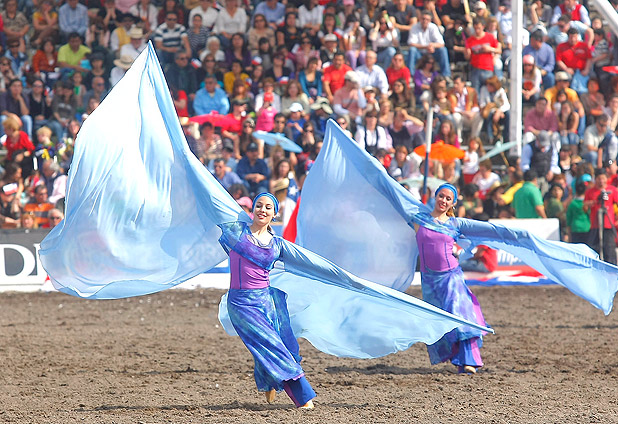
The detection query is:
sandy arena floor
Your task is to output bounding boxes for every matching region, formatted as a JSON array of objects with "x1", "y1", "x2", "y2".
[{"x1": 0, "y1": 285, "x2": 617, "y2": 423}]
